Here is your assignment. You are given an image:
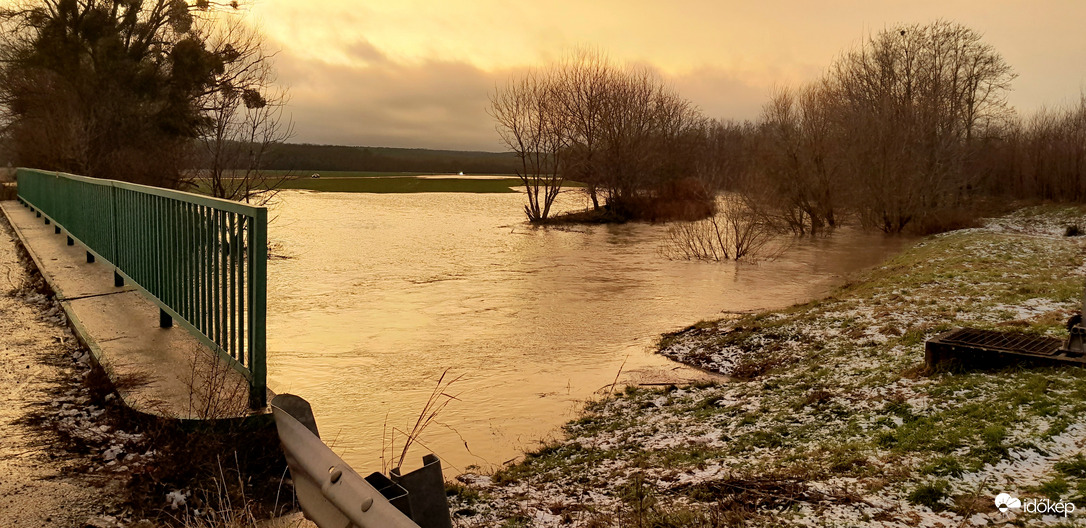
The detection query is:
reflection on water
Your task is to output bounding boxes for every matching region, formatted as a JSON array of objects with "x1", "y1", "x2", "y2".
[{"x1": 266, "y1": 190, "x2": 907, "y2": 474}]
